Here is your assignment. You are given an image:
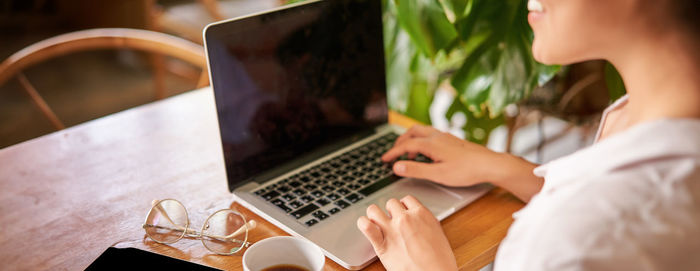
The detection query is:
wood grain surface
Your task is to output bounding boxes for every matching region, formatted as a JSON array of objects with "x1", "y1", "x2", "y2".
[{"x1": 0, "y1": 88, "x2": 524, "y2": 270}]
